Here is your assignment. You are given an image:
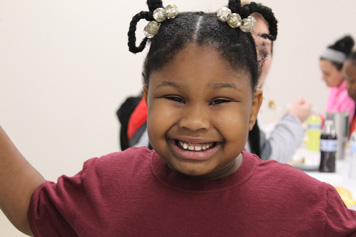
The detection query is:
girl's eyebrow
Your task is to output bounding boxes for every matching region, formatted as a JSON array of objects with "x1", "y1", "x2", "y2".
[
  {"x1": 155, "y1": 81, "x2": 182, "y2": 89},
  {"x1": 210, "y1": 82, "x2": 239, "y2": 90},
  {"x1": 155, "y1": 81, "x2": 241, "y2": 91}
]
